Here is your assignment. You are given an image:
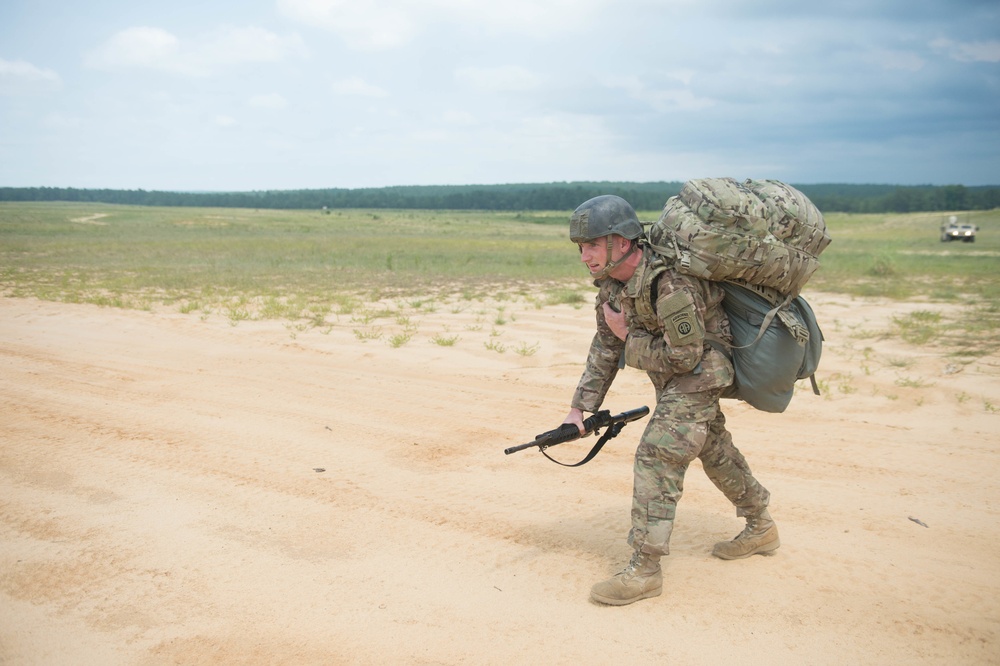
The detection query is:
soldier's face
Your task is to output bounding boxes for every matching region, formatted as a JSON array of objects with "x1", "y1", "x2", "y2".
[{"x1": 578, "y1": 235, "x2": 624, "y2": 277}]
